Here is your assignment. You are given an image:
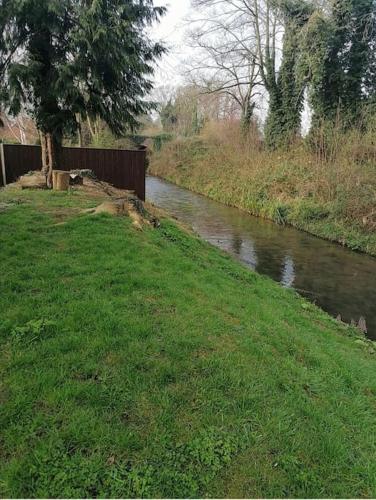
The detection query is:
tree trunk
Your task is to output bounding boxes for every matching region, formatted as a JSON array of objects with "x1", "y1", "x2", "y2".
[
  {"x1": 94, "y1": 118, "x2": 100, "y2": 143},
  {"x1": 40, "y1": 131, "x2": 49, "y2": 177},
  {"x1": 78, "y1": 124, "x2": 83, "y2": 148},
  {"x1": 46, "y1": 133, "x2": 54, "y2": 188},
  {"x1": 87, "y1": 116, "x2": 95, "y2": 142},
  {"x1": 76, "y1": 114, "x2": 83, "y2": 147},
  {"x1": 45, "y1": 132, "x2": 62, "y2": 188},
  {"x1": 241, "y1": 95, "x2": 255, "y2": 137},
  {"x1": 87, "y1": 115, "x2": 101, "y2": 144},
  {"x1": 264, "y1": 88, "x2": 285, "y2": 150}
]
